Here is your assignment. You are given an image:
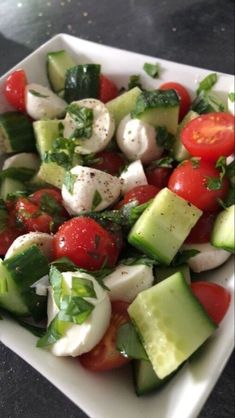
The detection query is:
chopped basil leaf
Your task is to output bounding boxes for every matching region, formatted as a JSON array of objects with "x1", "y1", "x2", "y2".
[
  {"x1": 51, "y1": 257, "x2": 78, "y2": 272},
  {"x1": 191, "y1": 90, "x2": 225, "y2": 114},
  {"x1": 121, "y1": 256, "x2": 158, "y2": 267},
  {"x1": 215, "y1": 156, "x2": 227, "y2": 180},
  {"x1": 72, "y1": 276, "x2": 97, "y2": 298},
  {"x1": 0, "y1": 167, "x2": 36, "y2": 183},
  {"x1": 58, "y1": 295, "x2": 94, "y2": 324},
  {"x1": 116, "y1": 322, "x2": 149, "y2": 361},
  {"x1": 128, "y1": 75, "x2": 142, "y2": 90},
  {"x1": 49, "y1": 265, "x2": 64, "y2": 307},
  {"x1": 191, "y1": 157, "x2": 201, "y2": 168},
  {"x1": 91, "y1": 190, "x2": 102, "y2": 210},
  {"x1": 29, "y1": 89, "x2": 49, "y2": 98},
  {"x1": 66, "y1": 104, "x2": 93, "y2": 139},
  {"x1": 172, "y1": 249, "x2": 200, "y2": 266},
  {"x1": 58, "y1": 122, "x2": 64, "y2": 136},
  {"x1": 143, "y1": 62, "x2": 160, "y2": 78},
  {"x1": 206, "y1": 176, "x2": 222, "y2": 190},
  {"x1": 37, "y1": 315, "x2": 66, "y2": 347},
  {"x1": 156, "y1": 126, "x2": 175, "y2": 151},
  {"x1": 148, "y1": 157, "x2": 174, "y2": 170},
  {"x1": 218, "y1": 187, "x2": 235, "y2": 208},
  {"x1": 196, "y1": 73, "x2": 218, "y2": 95},
  {"x1": 228, "y1": 92, "x2": 235, "y2": 102},
  {"x1": 39, "y1": 194, "x2": 62, "y2": 216},
  {"x1": 64, "y1": 171, "x2": 76, "y2": 194},
  {"x1": 44, "y1": 150, "x2": 72, "y2": 170}
]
